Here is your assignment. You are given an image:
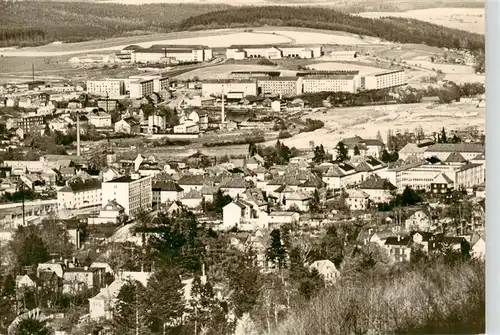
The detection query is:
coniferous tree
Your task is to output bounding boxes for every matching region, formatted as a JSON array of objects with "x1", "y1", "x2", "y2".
[
  {"x1": 353, "y1": 145, "x2": 360, "y2": 156},
  {"x1": 16, "y1": 317, "x2": 50, "y2": 335},
  {"x1": 335, "y1": 141, "x2": 349, "y2": 162},
  {"x1": 226, "y1": 250, "x2": 262, "y2": 318},
  {"x1": 266, "y1": 229, "x2": 287, "y2": 269},
  {"x1": 113, "y1": 280, "x2": 148, "y2": 335},
  {"x1": 143, "y1": 266, "x2": 186, "y2": 333}
]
